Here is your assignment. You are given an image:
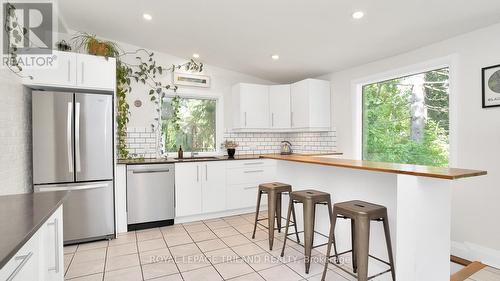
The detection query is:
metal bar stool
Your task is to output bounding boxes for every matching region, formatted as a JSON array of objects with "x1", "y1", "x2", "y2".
[
  {"x1": 281, "y1": 189, "x2": 339, "y2": 274},
  {"x1": 251, "y1": 182, "x2": 299, "y2": 250},
  {"x1": 321, "y1": 200, "x2": 396, "y2": 281}
]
